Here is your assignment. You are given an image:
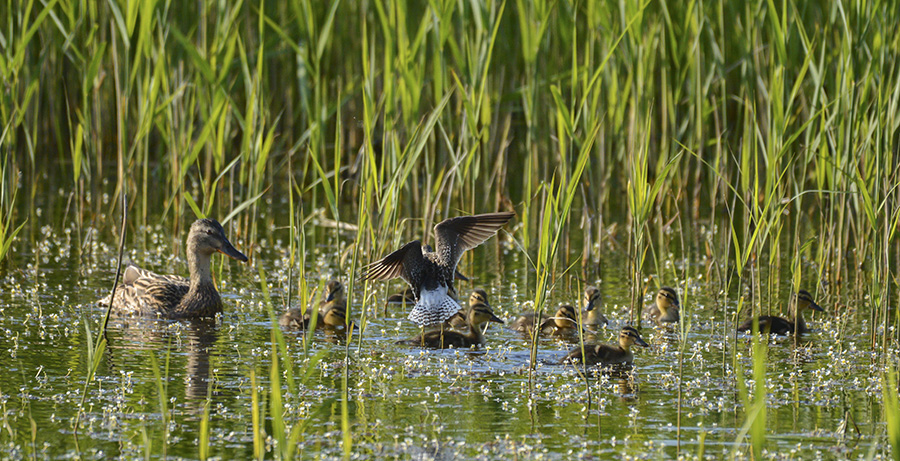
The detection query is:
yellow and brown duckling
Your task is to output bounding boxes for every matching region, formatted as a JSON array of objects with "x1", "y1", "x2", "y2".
[
  {"x1": 645, "y1": 287, "x2": 680, "y2": 324},
  {"x1": 101, "y1": 218, "x2": 248, "y2": 319},
  {"x1": 279, "y1": 280, "x2": 352, "y2": 330},
  {"x1": 511, "y1": 304, "x2": 579, "y2": 336},
  {"x1": 398, "y1": 303, "x2": 504, "y2": 349},
  {"x1": 446, "y1": 288, "x2": 492, "y2": 329},
  {"x1": 737, "y1": 290, "x2": 823, "y2": 335},
  {"x1": 561, "y1": 326, "x2": 649, "y2": 366},
  {"x1": 582, "y1": 286, "x2": 608, "y2": 327}
]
